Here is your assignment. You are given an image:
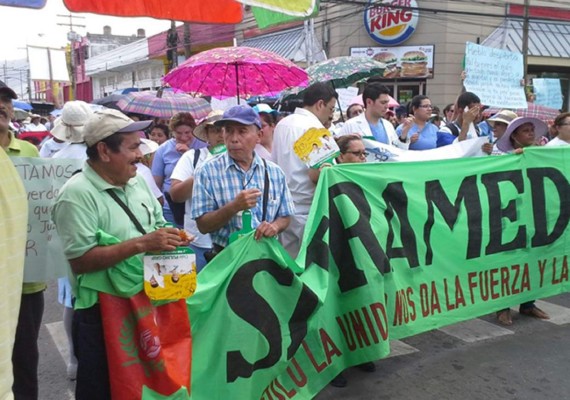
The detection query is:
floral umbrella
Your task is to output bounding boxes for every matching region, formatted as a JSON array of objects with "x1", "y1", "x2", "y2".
[
  {"x1": 483, "y1": 102, "x2": 560, "y2": 123},
  {"x1": 116, "y1": 90, "x2": 211, "y2": 120},
  {"x1": 305, "y1": 56, "x2": 386, "y2": 89},
  {"x1": 162, "y1": 47, "x2": 309, "y2": 102}
]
